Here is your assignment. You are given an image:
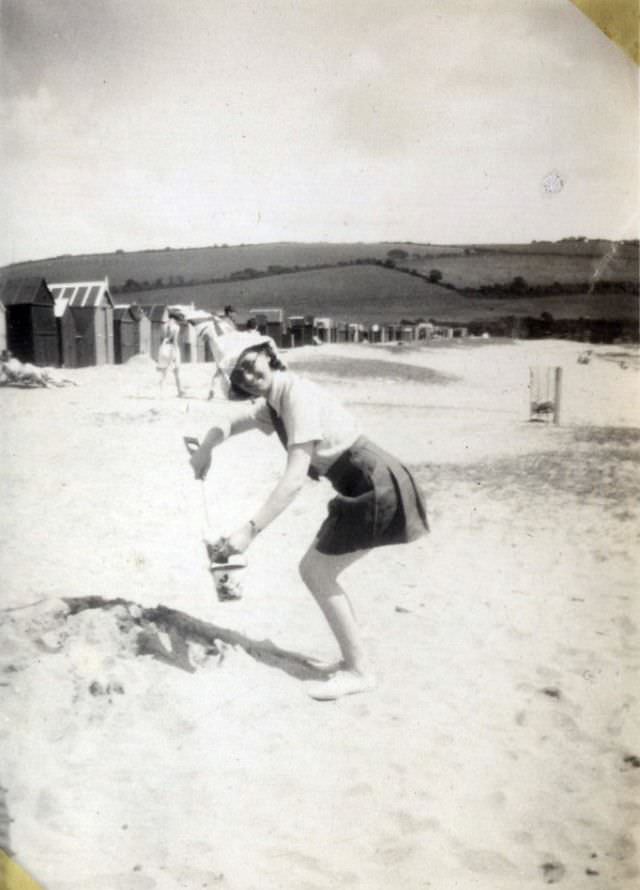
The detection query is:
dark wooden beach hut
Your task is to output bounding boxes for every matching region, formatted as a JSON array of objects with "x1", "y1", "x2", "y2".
[
  {"x1": 287, "y1": 315, "x2": 314, "y2": 347},
  {"x1": 113, "y1": 304, "x2": 152, "y2": 364},
  {"x1": 0, "y1": 301, "x2": 6, "y2": 355},
  {"x1": 1, "y1": 277, "x2": 60, "y2": 365},
  {"x1": 49, "y1": 279, "x2": 115, "y2": 367},
  {"x1": 249, "y1": 307, "x2": 285, "y2": 347},
  {"x1": 314, "y1": 317, "x2": 336, "y2": 343}
]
